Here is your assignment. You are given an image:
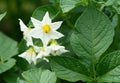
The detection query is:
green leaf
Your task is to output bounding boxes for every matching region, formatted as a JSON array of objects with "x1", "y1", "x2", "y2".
[
  {"x1": 60, "y1": 0, "x2": 88, "y2": 13},
  {"x1": 70, "y1": 7, "x2": 114, "y2": 67},
  {"x1": 3, "y1": 72, "x2": 18, "y2": 83},
  {"x1": 97, "y1": 51, "x2": 120, "y2": 82},
  {"x1": 0, "y1": 32, "x2": 18, "y2": 73},
  {"x1": 104, "y1": 0, "x2": 115, "y2": 6},
  {"x1": 17, "y1": 78, "x2": 26, "y2": 83},
  {"x1": 104, "y1": 0, "x2": 120, "y2": 14},
  {"x1": 0, "y1": 32, "x2": 18, "y2": 61},
  {"x1": 0, "y1": 12, "x2": 6, "y2": 21},
  {"x1": 112, "y1": 14, "x2": 118, "y2": 28},
  {"x1": 60, "y1": 0, "x2": 80, "y2": 13},
  {"x1": 49, "y1": 56, "x2": 92, "y2": 82},
  {"x1": 21, "y1": 68, "x2": 56, "y2": 83},
  {"x1": 0, "y1": 59, "x2": 16, "y2": 74},
  {"x1": 29, "y1": 5, "x2": 58, "y2": 26}
]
